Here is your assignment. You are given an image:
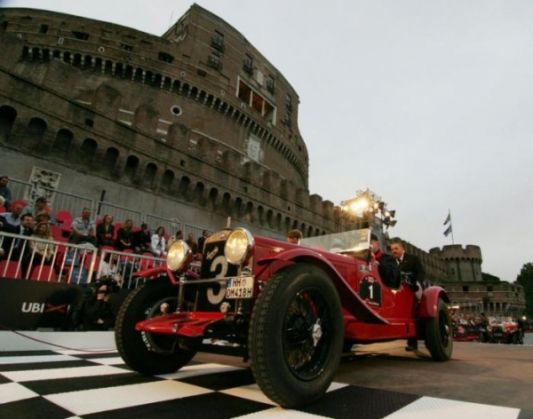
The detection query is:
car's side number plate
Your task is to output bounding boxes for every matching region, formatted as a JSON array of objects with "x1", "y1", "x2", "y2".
[
  {"x1": 359, "y1": 276, "x2": 382, "y2": 306},
  {"x1": 225, "y1": 276, "x2": 254, "y2": 299}
]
